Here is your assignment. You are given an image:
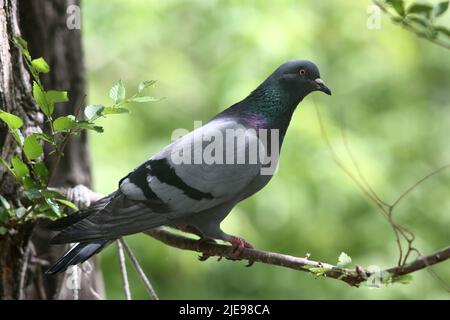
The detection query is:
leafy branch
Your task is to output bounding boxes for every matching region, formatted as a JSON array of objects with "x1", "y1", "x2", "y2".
[
  {"x1": 375, "y1": 0, "x2": 450, "y2": 50},
  {"x1": 145, "y1": 227, "x2": 450, "y2": 288},
  {"x1": 0, "y1": 36, "x2": 161, "y2": 235}
]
